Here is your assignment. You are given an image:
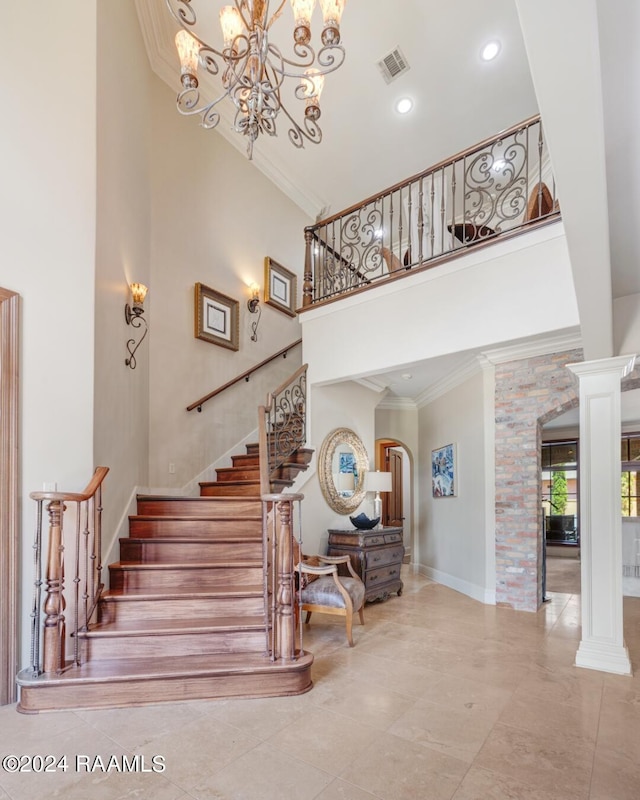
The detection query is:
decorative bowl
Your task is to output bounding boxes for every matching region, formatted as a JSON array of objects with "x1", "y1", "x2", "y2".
[{"x1": 349, "y1": 513, "x2": 380, "y2": 530}]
